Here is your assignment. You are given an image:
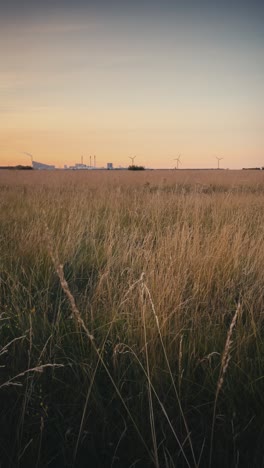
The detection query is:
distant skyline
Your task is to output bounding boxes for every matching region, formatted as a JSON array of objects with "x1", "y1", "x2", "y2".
[{"x1": 1, "y1": 0, "x2": 263, "y2": 169}]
